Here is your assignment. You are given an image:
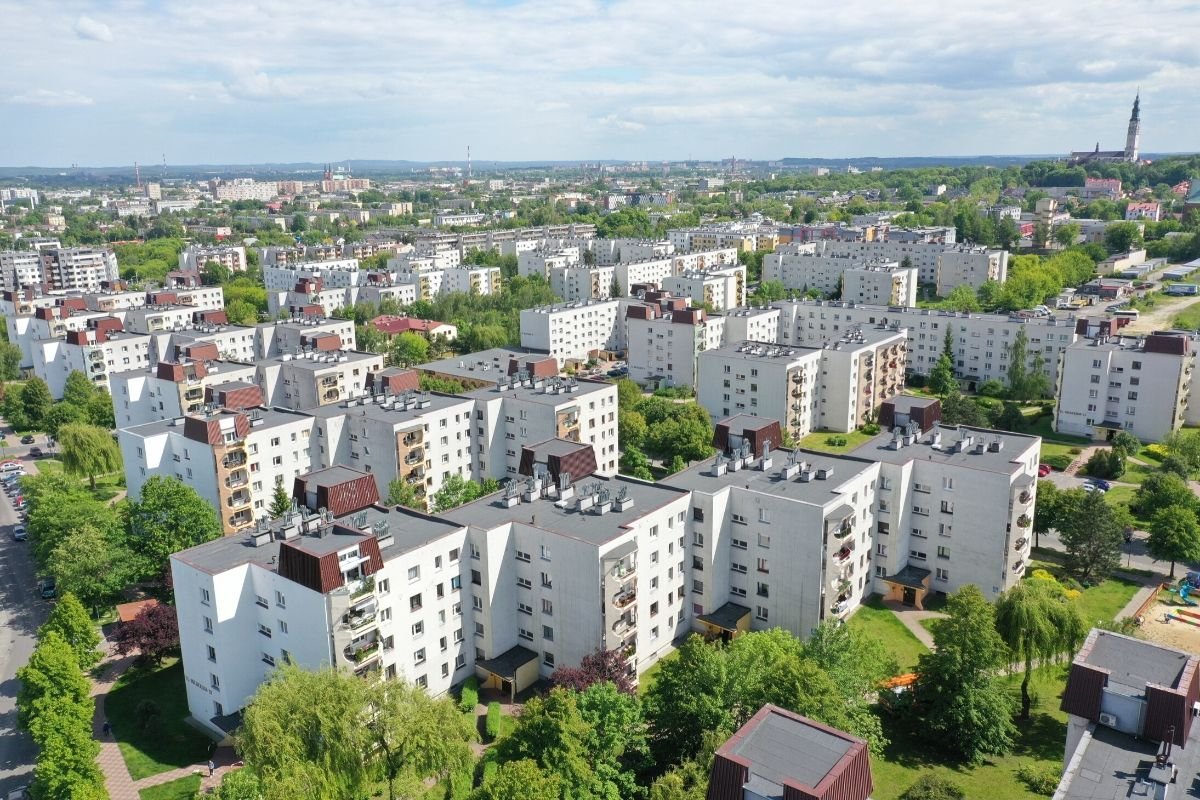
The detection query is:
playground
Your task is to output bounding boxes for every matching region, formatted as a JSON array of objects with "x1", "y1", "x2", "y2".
[{"x1": 1140, "y1": 573, "x2": 1200, "y2": 652}]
